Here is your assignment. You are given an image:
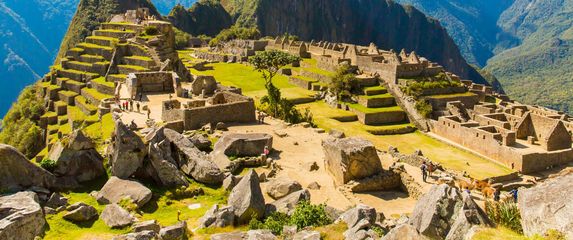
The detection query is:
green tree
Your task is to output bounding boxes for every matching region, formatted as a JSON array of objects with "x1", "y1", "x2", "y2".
[
  {"x1": 329, "y1": 64, "x2": 357, "y2": 101},
  {"x1": 249, "y1": 50, "x2": 300, "y2": 117}
]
